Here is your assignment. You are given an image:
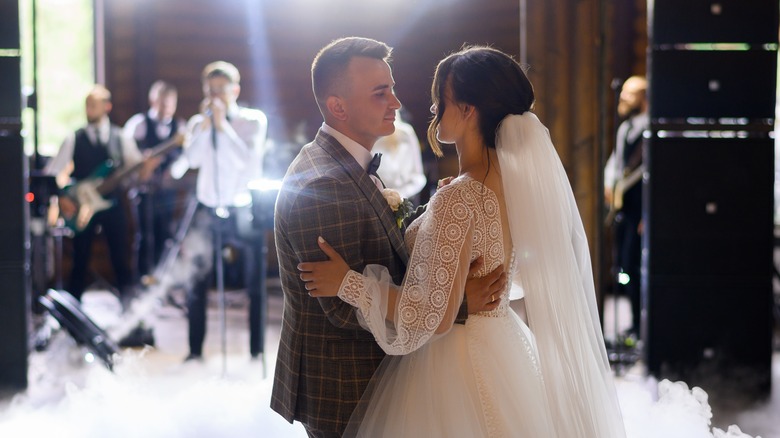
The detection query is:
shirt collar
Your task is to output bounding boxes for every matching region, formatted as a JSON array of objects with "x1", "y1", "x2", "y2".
[
  {"x1": 147, "y1": 108, "x2": 172, "y2": 125},
  {"x1": 227, "y1": 104, "x2": 240, "y2": 121},
  {"x1": 321, "y1": 122, "x2": 372, "y2": 171},
  {"x1": 88, "y1": 117, "x2": 111, "y2": 143}
]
